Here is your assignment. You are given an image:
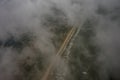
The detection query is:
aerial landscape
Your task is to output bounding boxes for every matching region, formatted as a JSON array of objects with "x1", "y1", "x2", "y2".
[{"x1": 0, "y1": 0, "x2": 120, "y2": 80}]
